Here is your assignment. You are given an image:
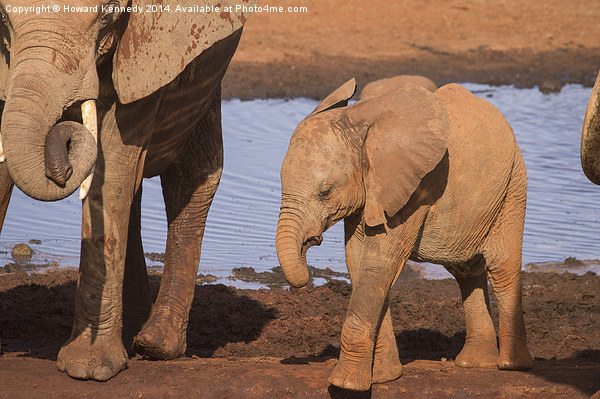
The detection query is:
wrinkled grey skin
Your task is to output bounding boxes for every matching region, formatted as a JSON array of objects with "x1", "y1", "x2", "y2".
[
  {"x1": 0, "y1": 0, "x2": 255, "y2": 381},
  {"x1": 276, "y1": 79, "x2": 533, "y2": 391},
  {"x1": 581, "y1": 70, "x2": 600, "y2": 185}
]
